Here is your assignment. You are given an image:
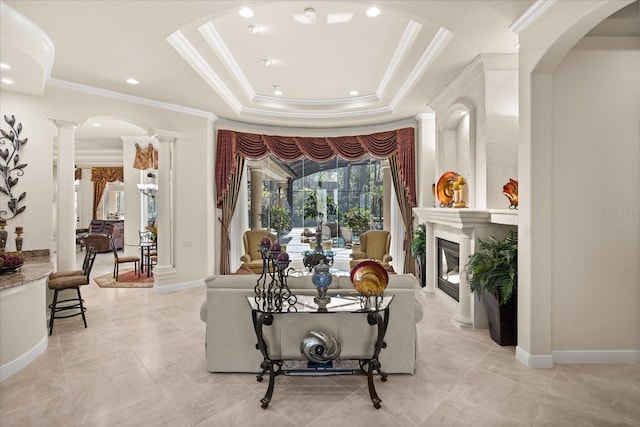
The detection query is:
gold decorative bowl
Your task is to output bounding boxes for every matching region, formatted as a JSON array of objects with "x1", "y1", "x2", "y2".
[
  {"x1": 350, "y1": 260, "x2": 389, "y2": 297},
  {"x1": 436, "y1": 171, "x2": 459, "y2": 207}
]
